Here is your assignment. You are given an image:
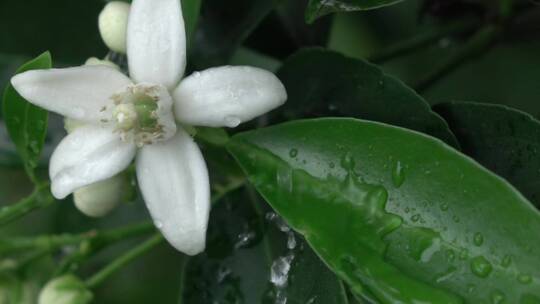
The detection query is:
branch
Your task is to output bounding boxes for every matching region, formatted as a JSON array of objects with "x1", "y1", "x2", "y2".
[
  {"x1": 414, "y1": 25, "x2": 500, "y2": 93},
  {"x1": 85, "y1": 233, "x2": 164, "y2": 288},
  {"x1": 368, "y1": 19, "x2": 479, "y2": 63},
  {"x1": 0, "y1": 183, "x2": 54, "y2": 226}
]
